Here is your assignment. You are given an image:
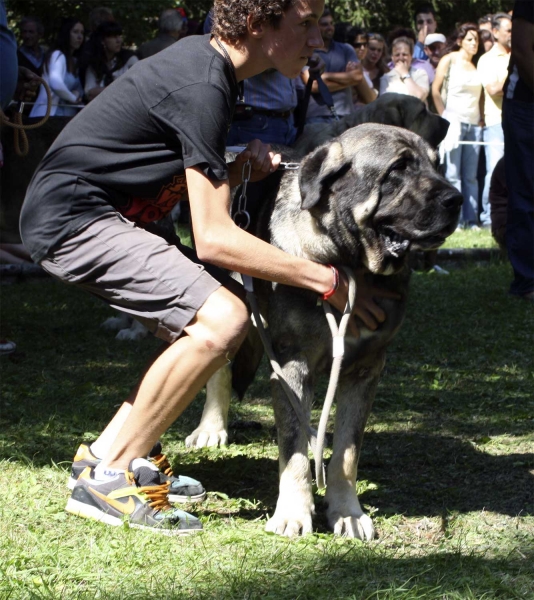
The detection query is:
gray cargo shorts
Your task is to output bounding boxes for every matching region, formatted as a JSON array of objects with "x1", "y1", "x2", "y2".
[{"x1": 40, "y1": 211, "x2": 229, "y2": 343}]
